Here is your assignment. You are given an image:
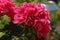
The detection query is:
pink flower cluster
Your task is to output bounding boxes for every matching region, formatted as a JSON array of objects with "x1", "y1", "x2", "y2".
[
  {"x1": 0, "y1": 0, "x2": 17, "y2": 18},
  {"x1": 0, "y1": 0, "x2": 51, "y2": 38}
]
